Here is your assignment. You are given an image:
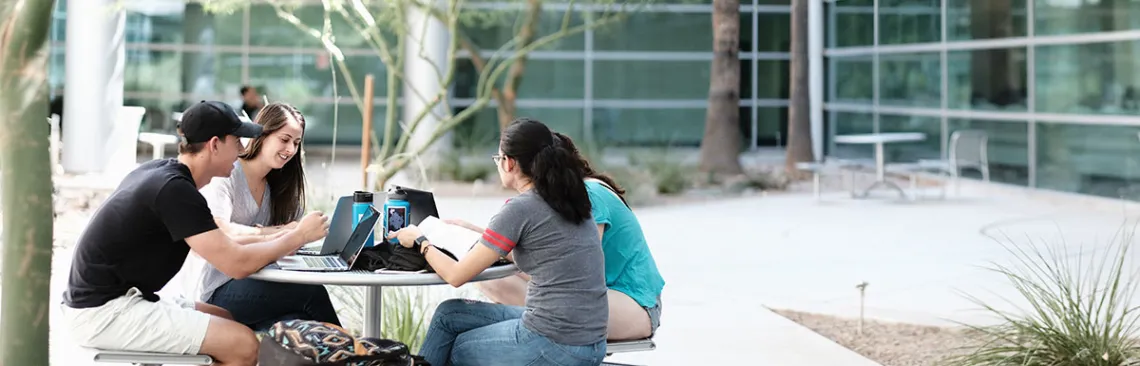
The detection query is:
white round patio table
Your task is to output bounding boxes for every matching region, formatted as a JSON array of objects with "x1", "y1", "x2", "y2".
[
  {"x1": 833, "y1": 132, "x2": 926, "y2": 198},
  {"x1": 248, "y1": 264, "x2": 519, "y2": 338}
]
